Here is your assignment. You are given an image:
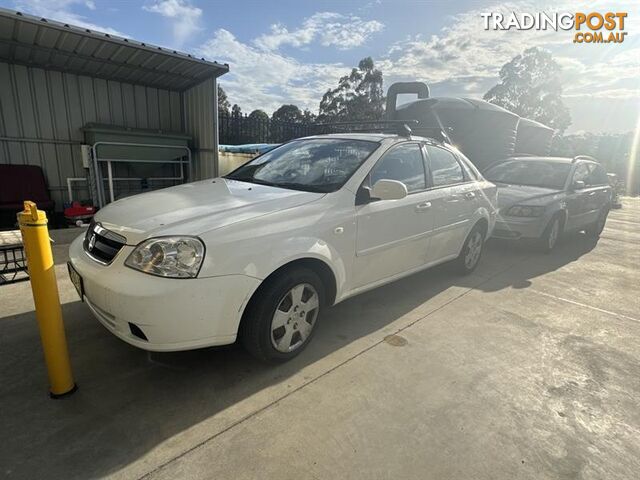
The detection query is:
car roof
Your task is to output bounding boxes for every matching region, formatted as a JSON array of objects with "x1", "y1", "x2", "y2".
[
  {"x1": 297, "y1": 132, "x2": 447, "y2": 146},
  {"x1": 506, "y1": 155, "x2": 597, "y2": 167}
]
